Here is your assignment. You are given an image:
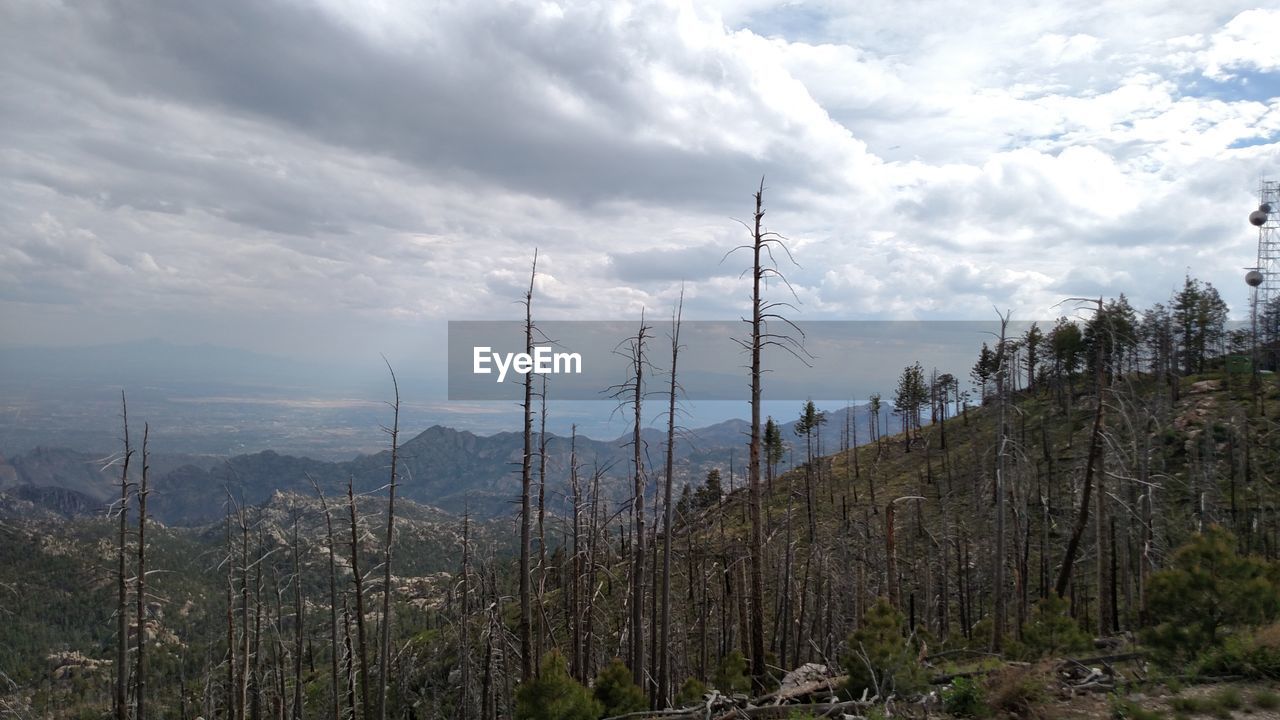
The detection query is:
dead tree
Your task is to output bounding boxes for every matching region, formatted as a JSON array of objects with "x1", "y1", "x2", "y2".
[
  {"x1": 291, "y1": 511, "x2": 305, "y2": 720},
  {"x1": 459, "y1": 511, "x2": 473, "y2": 720},
  {"x1": 727, "y1": 179, "x2": 804, "y2": 690},
  {"x1": 991, "y1": 312, "x2": 1011, "y2": 651},
  {"x1": 225, "y1": 516, "x2": 238, "y2": 720},
  {"x1": 135, "y1": 423, "x2": 150, "y2": 720},
  {"x1": 536, "y1": 373, "x2": 549, "y2": 672},
  {"x1": 568, "y1": 427, "x2": 583, "y2": 681},
  {"x1": 519, "y1": 251, "x2": 538, "y2": 681},
  {"x1": 611, "y1": 315, "x2": 652, "y2": 690},
  {"x1": 658, "y1": 290, "x2": 684, "y2": 707},
  {"x1": 1054, "y1": 299, "x2": 1108, "y2": 613},
  {"x1": 113, "y1": 392, "x2": 133, "y2": 720},
  {"x1": 310, "y1": 477, "x2": 343, "y2": 720},
  {"x1": 347, "y1": 479, "x2": 372, "y2": 719},
  {"x1": 377, "y1": 360, "x2": 401, "y2": 720}
]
